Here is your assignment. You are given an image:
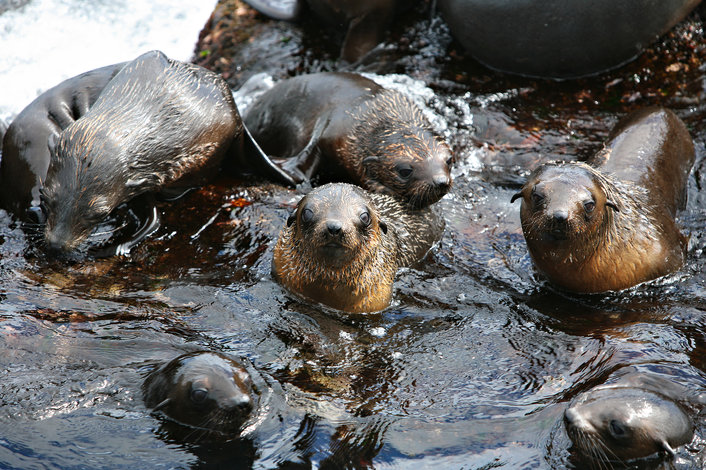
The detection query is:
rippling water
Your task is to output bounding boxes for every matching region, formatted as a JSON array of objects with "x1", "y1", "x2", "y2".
[{"x1": 2, "y1": 1, "x2": 706, "y2": 469}]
